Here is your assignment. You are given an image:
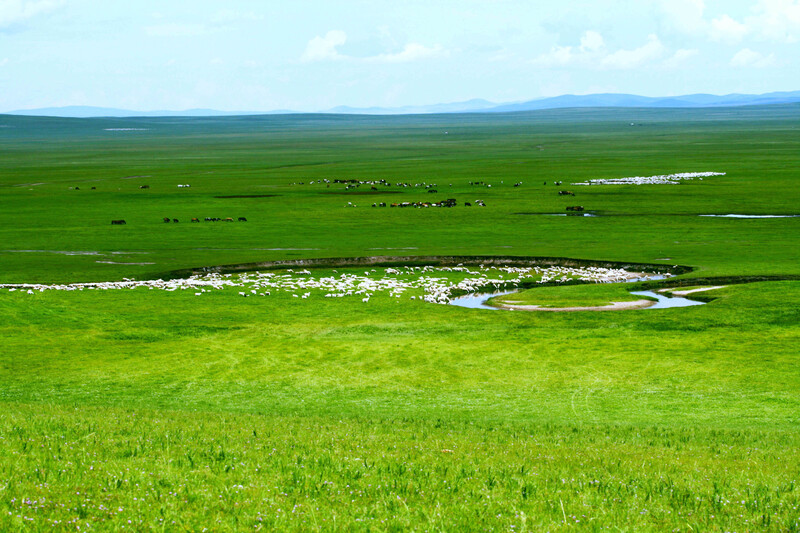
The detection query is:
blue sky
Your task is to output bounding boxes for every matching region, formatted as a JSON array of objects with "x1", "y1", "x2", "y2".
[{"x1": 1, "y1": 0, "x2": 798, "y2": 111}]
